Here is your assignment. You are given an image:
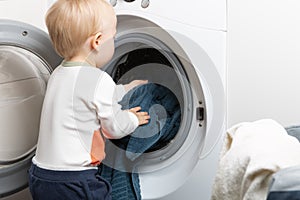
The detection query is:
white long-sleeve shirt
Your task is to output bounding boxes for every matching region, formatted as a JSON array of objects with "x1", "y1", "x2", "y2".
[{"x1": 32, "y1": 62, "x2": 138, "y2": 170}]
